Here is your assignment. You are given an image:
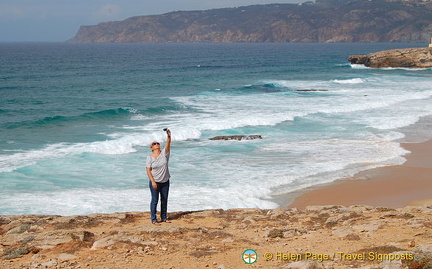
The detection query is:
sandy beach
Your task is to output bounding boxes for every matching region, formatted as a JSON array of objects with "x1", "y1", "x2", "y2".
[{"x1": 289, "y1": 139, "x2": 432, "y2": 209}]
